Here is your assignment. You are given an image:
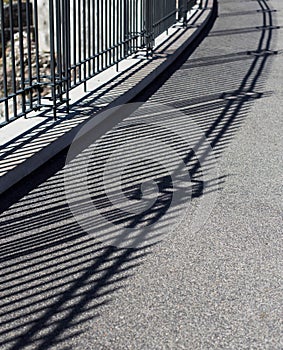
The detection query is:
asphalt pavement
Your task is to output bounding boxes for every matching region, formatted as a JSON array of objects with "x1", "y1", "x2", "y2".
[{"x1": 0, "y1": 0, "x2": 282, "y2": 349}]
